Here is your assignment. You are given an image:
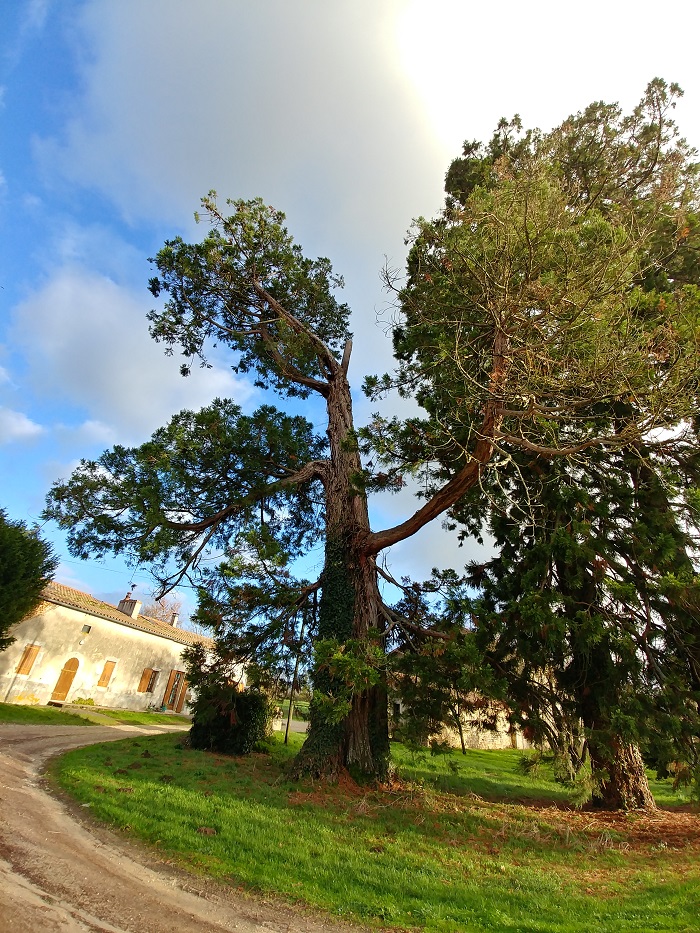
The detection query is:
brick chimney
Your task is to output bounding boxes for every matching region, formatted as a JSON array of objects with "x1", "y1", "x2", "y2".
[{"x1": 118, "y1": 592, "x2": 142, "y2": 619}]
